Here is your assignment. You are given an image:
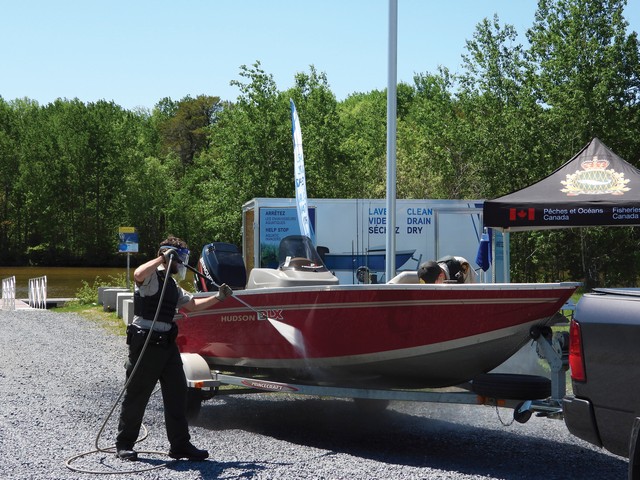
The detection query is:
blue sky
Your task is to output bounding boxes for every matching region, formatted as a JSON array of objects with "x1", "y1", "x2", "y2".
[{"x1": 2, "y1": 1, "x2": 639, "y2": 110}]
